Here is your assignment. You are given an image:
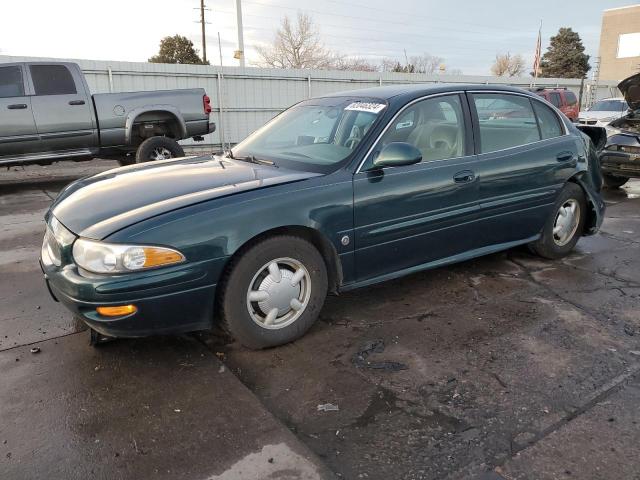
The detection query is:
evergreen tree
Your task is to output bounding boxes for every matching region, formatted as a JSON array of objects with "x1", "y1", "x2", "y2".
[
  {"x1": 539, "y1": 28, "x2": 590, "y2": 78},
  {"x1": 149, "y1": 35, "x2": 207, "y2": 65}
]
